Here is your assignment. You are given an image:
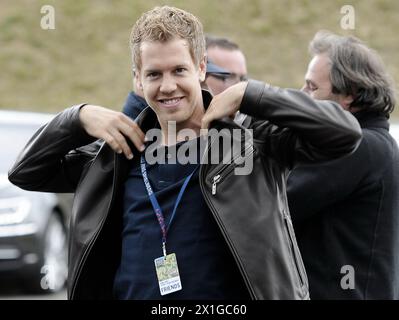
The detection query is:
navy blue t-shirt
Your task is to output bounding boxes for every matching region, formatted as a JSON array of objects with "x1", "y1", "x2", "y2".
[
  {"x1": 122, "y1": 91, "x2": 147, "y2": 120},
  {"x1": 113, "y1": 139, "x2": 249, "y2": 299}
]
